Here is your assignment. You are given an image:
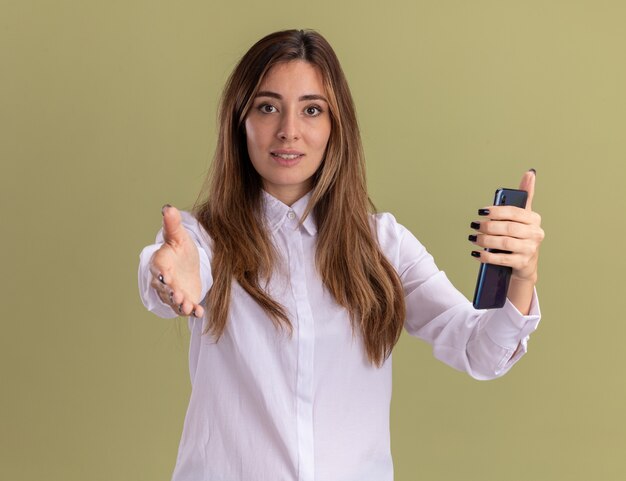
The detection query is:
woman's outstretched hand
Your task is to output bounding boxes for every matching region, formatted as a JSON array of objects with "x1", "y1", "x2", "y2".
[
  {"x1": 149, "y1": 205, "x2": 205, "y2": 318},
  {"x1": 468, "y1": 169, "x2": 545, "y2": 314}
]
